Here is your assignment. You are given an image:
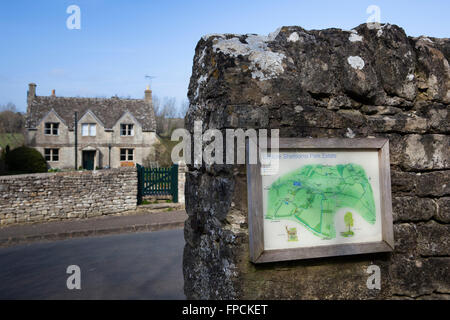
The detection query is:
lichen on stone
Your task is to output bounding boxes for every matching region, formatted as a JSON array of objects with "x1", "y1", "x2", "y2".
[
  {"x1": 287, "y1": 32, "x2": 300, "y2": 42},
  {"x1": 347, "y1": 56, "x2": 365, "y2": 70},
  {"x1": 349, "y1": 30, "x2": 363, "y2": 42},
  {"x1": 198, "y1": 47, "x2": 207, "y2": 68},
  {"x1": 195, "y1": 74, "x2": 208, "y2": 100},
  {"x1": 211, "y1": 30, "x2": 286, "y2": 80}
]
